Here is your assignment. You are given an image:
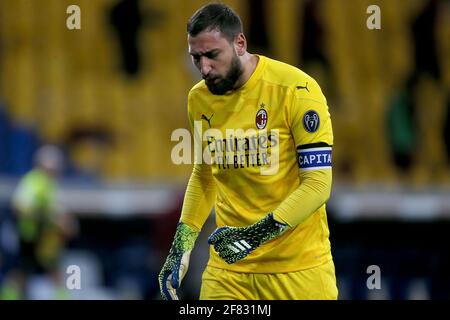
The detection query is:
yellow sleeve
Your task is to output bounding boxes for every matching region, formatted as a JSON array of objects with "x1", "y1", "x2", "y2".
[
  {"x1": 273, "y1": 80, "x2": 333, "y2": 227},
  {"x1": 179, "y1": 90, "x2": 217, "y2": 231},
  {"x1": 289, "y1": 79, "x2": 333, "y2": 147},
  {"x1": 180, "y1": 162, "x2": 216, "y2": 232},
  {"x1": 273, "y1": 169, "x2": 331, "y2": 227}
]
